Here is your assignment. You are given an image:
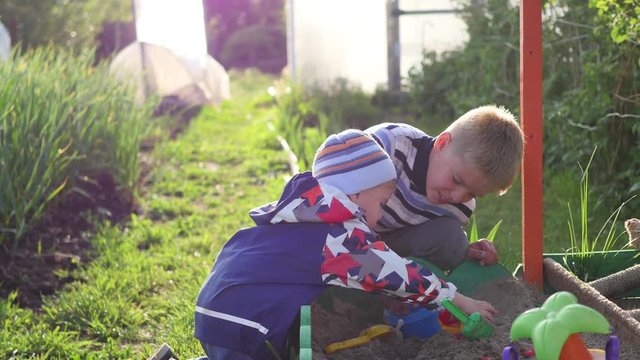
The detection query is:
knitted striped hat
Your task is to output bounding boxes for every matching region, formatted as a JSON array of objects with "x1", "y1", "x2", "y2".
[{"x1": 312, "y1": 129, "x2": 396, "y2": 195}]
